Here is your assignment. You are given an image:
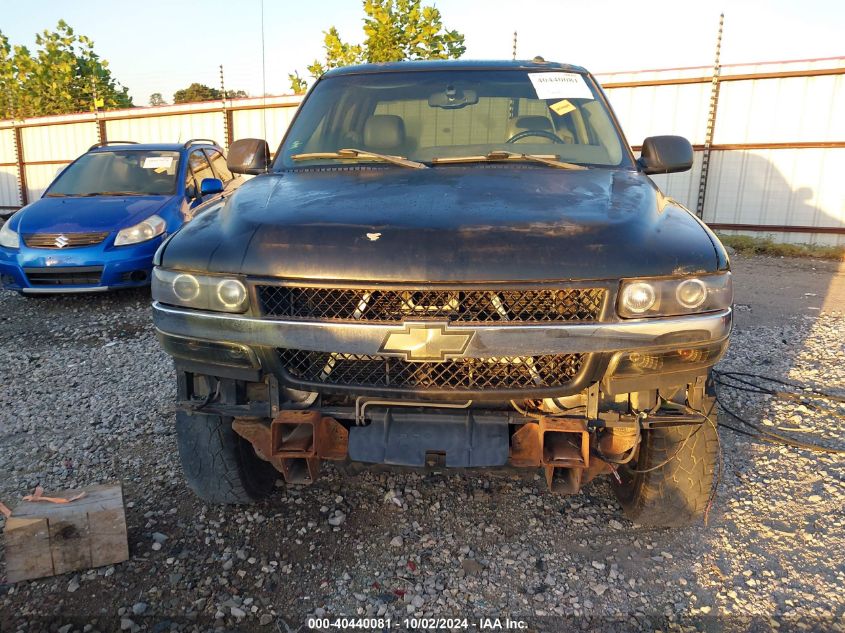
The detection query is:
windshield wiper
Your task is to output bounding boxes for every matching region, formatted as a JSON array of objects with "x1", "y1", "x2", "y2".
[
  {"x1": 431, "y1": 150, "x2": 587, "y2": 170},
  {"x1": 291, "y1": 148, "x2": 428, "y2": 169}
]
